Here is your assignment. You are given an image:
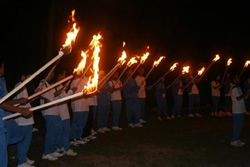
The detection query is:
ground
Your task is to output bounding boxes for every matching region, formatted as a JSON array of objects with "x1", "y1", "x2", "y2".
[{"x1": 7, "y1": 106, "x2": 250, "y2": 167}]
